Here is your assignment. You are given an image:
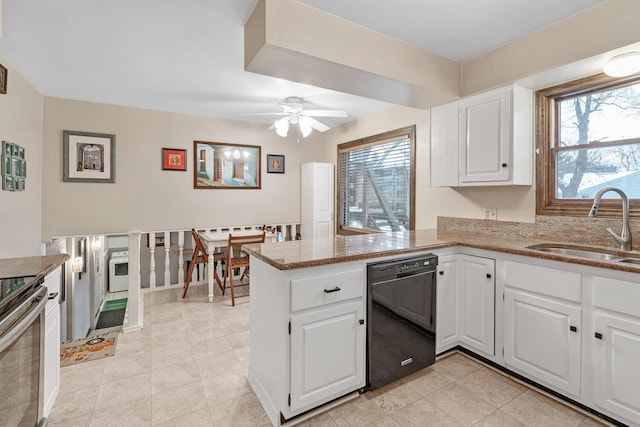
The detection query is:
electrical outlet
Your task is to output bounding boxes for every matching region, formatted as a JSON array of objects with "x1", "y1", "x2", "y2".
[{"x1": 484, "y1": 208, "x2": 497, "y2": 220}]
